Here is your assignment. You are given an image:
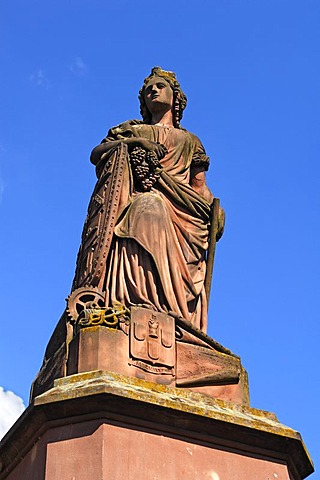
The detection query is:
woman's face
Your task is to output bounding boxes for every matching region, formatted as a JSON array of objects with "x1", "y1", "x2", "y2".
[{"x1": 144, "y1": 76, "x2": 173, "y2": 114}]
